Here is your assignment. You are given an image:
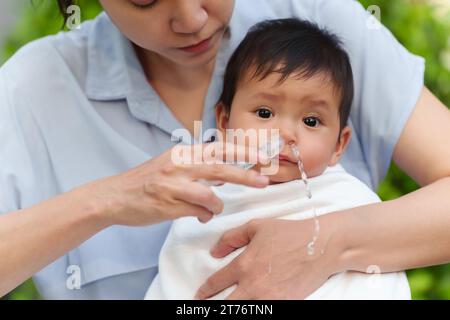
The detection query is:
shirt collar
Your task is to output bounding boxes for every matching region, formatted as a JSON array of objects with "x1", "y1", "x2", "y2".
[
  {"x1": 85, "y1": 12, "x2": 161, "y2": 125},
  {"x1": 84, "y1": 12, "x2": 233, "y2": 138}
]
